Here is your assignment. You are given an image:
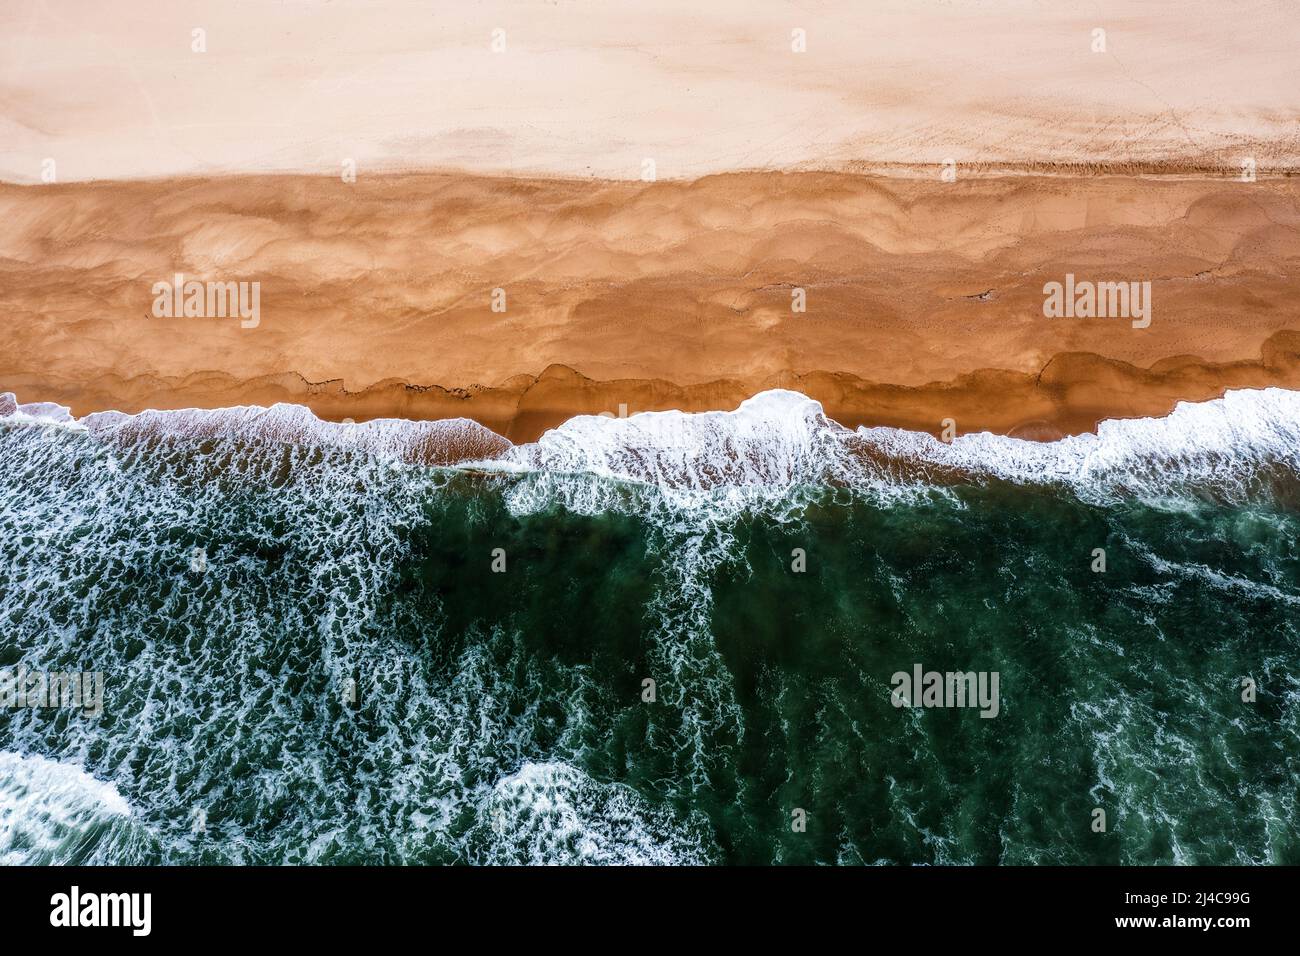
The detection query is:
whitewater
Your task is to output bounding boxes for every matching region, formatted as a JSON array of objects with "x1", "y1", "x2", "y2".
[{"x1": 2, "y1": 387, "x2": 1298, "y2": 864}]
